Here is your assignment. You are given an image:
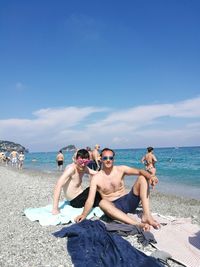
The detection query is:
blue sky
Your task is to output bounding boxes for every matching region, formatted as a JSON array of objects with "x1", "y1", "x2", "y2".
[{"x1": 0, "y1": 0, "x2": 200, "y2": 152}]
